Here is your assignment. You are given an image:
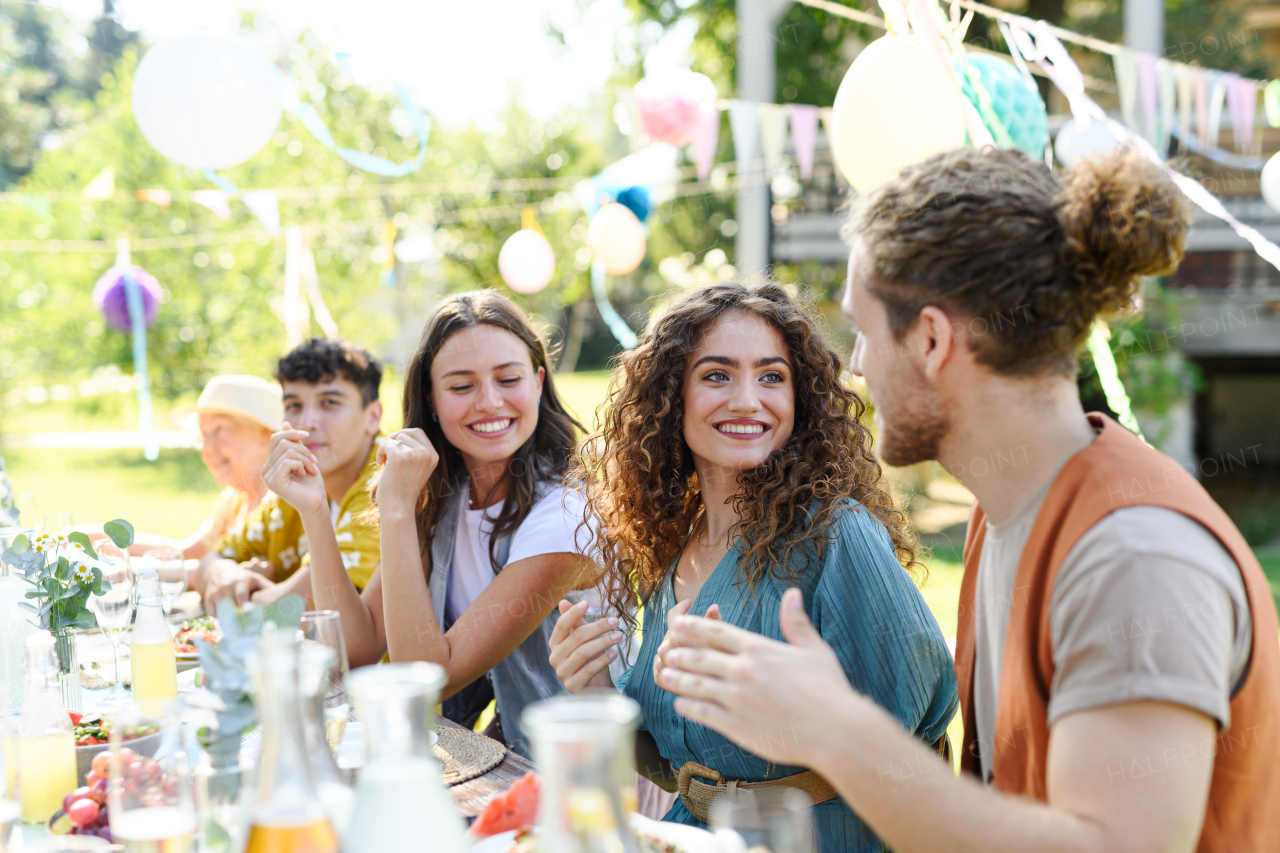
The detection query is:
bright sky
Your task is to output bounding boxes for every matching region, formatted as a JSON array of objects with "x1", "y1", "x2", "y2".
[{"x1": 50, "y1": 0, "x2": 695, "y2": 128}]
